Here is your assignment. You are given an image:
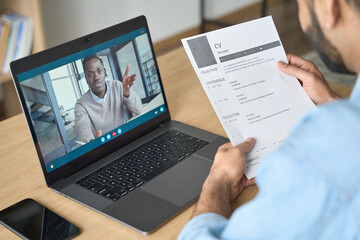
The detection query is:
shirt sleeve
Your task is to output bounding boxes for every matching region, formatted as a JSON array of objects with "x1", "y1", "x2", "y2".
[
  {"x1": 178, "y1": 145, "x2": 331, "y2": 240},
  {"x1": 123, "y1": 88, "x2": 142, "y2": 115},
  {"x1": 74, "y1": 101, "x2": 95, "y2": 143},
  {"x1": 178, "y1": 213, "x2": 228, "y2": 240}
]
